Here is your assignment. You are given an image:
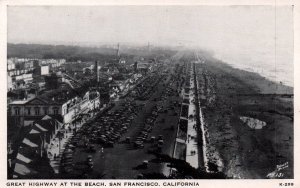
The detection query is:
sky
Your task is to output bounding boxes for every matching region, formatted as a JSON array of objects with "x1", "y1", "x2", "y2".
[{"x1": 8, "y1": 6, "x2": 294, "y2": 85}]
